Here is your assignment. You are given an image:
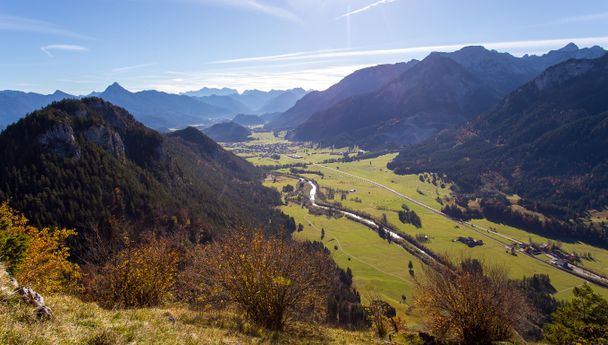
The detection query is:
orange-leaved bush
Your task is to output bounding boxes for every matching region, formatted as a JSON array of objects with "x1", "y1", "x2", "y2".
[
  {"x1": 415, "y1": 258, "x2": 530, "y2": 345},
  {"x1": 0, "y1": 202, "x2": 80, "y2": 294},
  {"x1": 83, "y1": 235, "x2": 179, "y2": 308},
  {"x1": 182, "y1": 229, "x2": 334, "y2": 331}
]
